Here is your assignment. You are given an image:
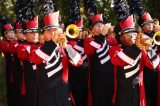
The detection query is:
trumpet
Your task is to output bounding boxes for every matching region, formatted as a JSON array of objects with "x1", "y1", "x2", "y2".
[
  {"x1": 139, "y1": 32, "x2": 160, "y2": 50},
  {"x1": 153, "y1": 31, "x2": 160, "y2": 45},
  {"x1": 56, "y1": 32, "x2": 67, "y2": 48},
  {"x1": 66, "y1": 24, "x2": 79, "y2": 38}
]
